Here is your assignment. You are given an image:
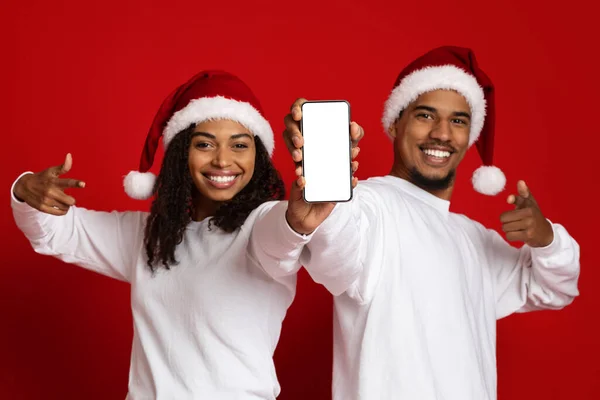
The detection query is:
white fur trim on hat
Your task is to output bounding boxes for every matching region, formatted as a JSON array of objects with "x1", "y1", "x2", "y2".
[
  {"x1": 163, "y1": 95, "x2": 275, "y2": 155},
  {"x1": 472, "y1": 165, "x2": 506, "y2": 195},
  {"x1": 124, "y1": 171, "x2": 156, "y2": 200},
  {"x1": 382, "y1": 65, "x2": 486, "y2": 147}
]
